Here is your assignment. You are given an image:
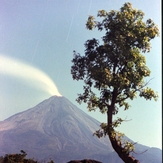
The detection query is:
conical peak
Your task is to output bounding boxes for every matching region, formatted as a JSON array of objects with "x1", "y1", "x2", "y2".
[
  {"x1": 38, "y1": 95, "x2": 70, "y2": 107},
  {"x1": 44, "y1": 95, "x2": 70, "y2": 103},
  {"x1": 43, "y1": 95, "x2": 63, "y2": 102},
  {"x1": 48, "y1": 95, "x2": 63, "y2": 100}
]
